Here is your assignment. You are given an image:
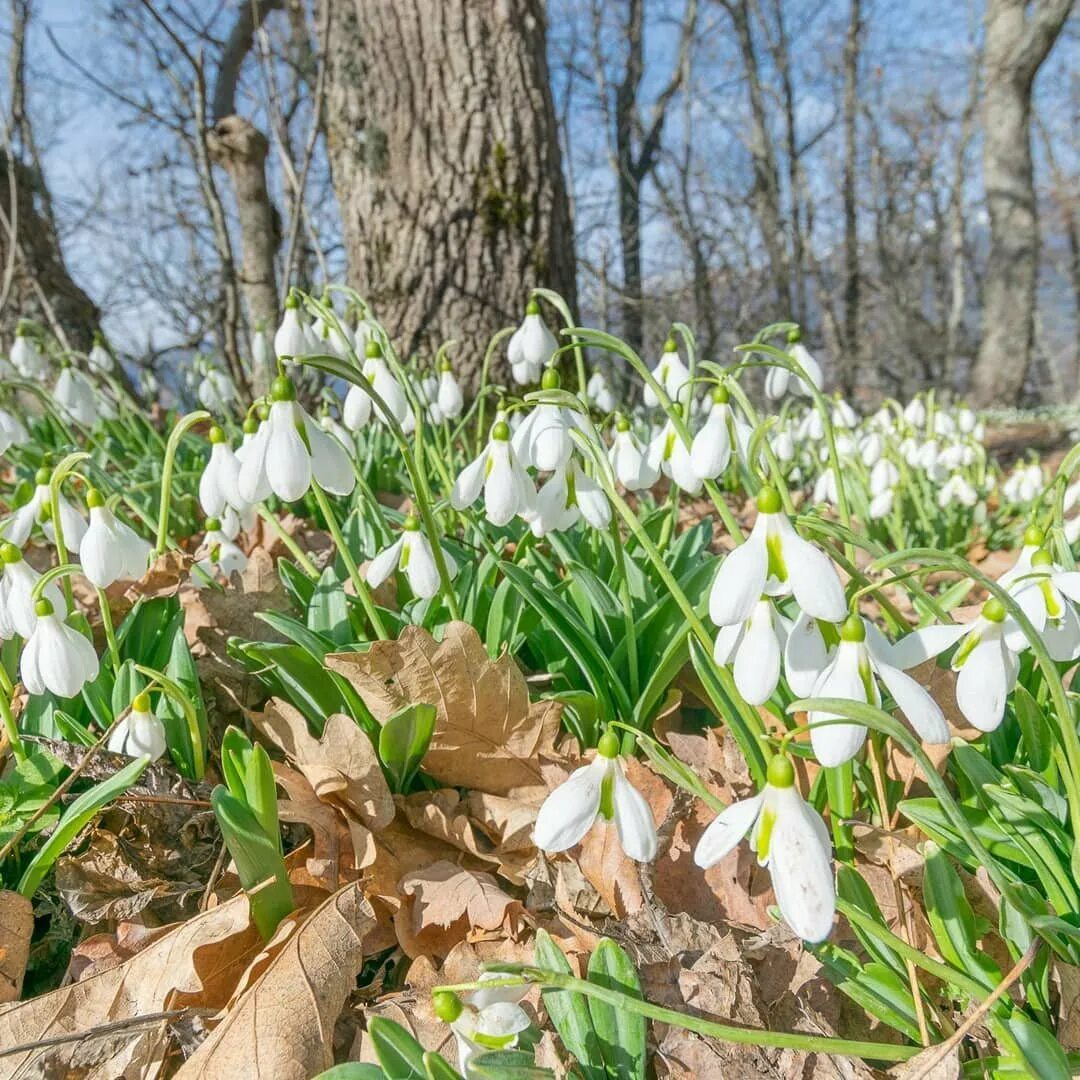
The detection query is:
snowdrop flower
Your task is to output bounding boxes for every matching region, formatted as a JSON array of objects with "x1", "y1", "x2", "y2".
[
  {"x1": 1001, "y1": 548, "x2": 1080, "y2": 661},
  {"x1": 534, "y1": 730, "x2": 658, "y2": 862},
  {"x1": 80, "y1": 490, "x2": 152, "y2": 588},
  {"x1": 832, "y1": 398, "x2": 857, "y2": 429},
  {"x1": 796, "y1": 408, "x2": 825, "y2": 441},
  {"x1": 55, "y1": 367, "x2": 99, "y2": 425},
  {"x1": 199, "y1": 426, "x2": 244, "y2": 517},
  {"x1": 643, "y1": 337, "x2": 690, "y2": 407},
  {"x1": 197, "y1": 368, "x2": 237, "y2": 413},
  {"x1": 87, "y1": 334, "x2": 115, "y2": 376},
  {"x1": 0, "y1": 543, "x2": 62, "y2": 639},
  {"x1": 508, "y1": 300, "x2": 557, "y2": 385},
  {"x1": 709, "y1": 487, "x2": 847, "y2": 629},
  {"x1": 648, "y1": 411, "x2": 701, "y2": 494},
  {"x1": 695, "y1": 752, "x2": 834, "y2": 942},
  {"x1": 999, "y1": 525, "x2": 1047, "y2": 589},
  {"x1": 609, "y1": 417, "x2": 660, "y2": 491},
  {"x1": 773, "y1": 428, "x2": 795, "y2": 463},
  {"x1": 768, "y1": 330, "x2": 822, "y2": 400},
  {"x1": 813, "y1": 468, "x2": 840, "y2": 507},
  {"x1": 869, "y1": 458, "x2": 899, "y2": 497},
  {"x1": 1, "y1": 469, "x2": 87, "y2": 552},
  {"x1": 937, "y1": 474, "x2": 978, "y2": 509},
  {"x1": 238, "y1": 375, "x2": 355, "y2": 503},
  {"x1": 194, "y1": 517, "x2": 248, "y2": 583},
  {"x1": 713, "y1": 598, "x2": 787, "y2": 705},
  {"x1": 310, "y1": 308, "x2": 352, "y2": 358},
  {"x1": 690, "y1": 385, "x2": 747, "y2": 480},
  {"x1": 531, "y1": 460, "x2": 611, "y2": 536},
  {"x1": 859, "y1": 432, "x2": 883, "y2": 468},
  {"x1": 21, "y1": 596, "x2": 99, "y2": 698},
  {"x1": 274, "y1": 294, "x2": 308, "y2": 360},
  {"x1": 809, "y1": 614, "x2": 948, "y2": 766},
  {"x1": 586, "y1": 369, "x2": 617, "y2": 414},
  {"x1": 903, "y1": 397, "x2": 927, "y2": 428},
  {"x1": 0, "y1": 408, "x2": 29, "y2": 455},
  {"x1": 885, "y1": 598, "x2": 1022, "y2": 733},
  {"x1": 513, "y1": 371, "x2": 592, "y2": 472},
  {"x1": 366, "y1": 516, "x2": 454, "y2": 600},
  {"x1": 869, "y1": 488, "x2": 894, "y2": 520},
  {"x1": 436, "y1": 359, "x2": 464, "y2": 420},
  {"x1": 451, "y1": 419, "x2": 535, "y2": 527},
  {"x1": 433, "y1": 982, "x2": 531, "y2": 1075},
  {"x1": 355, "y1": 340, "x2": 409, "y2": 428},
  {"x1": 10, "y1": 326, "x2": 48, "y2": 379},
  {"x1": 957, "y1": 405, "x2": 977, "y2": 435},
  {"x1": 320, "y1": 412, "x2": 352, "y2": 450},
  {"x1": 934, "y1": 411, "x2": 956, "y2": 437},
  {"x1": 108, "y1": 691, "x2": 167, "y2": 761},
  {"x1": 1003, "y1": 463, "x2": 1043, "y2": 504}
]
